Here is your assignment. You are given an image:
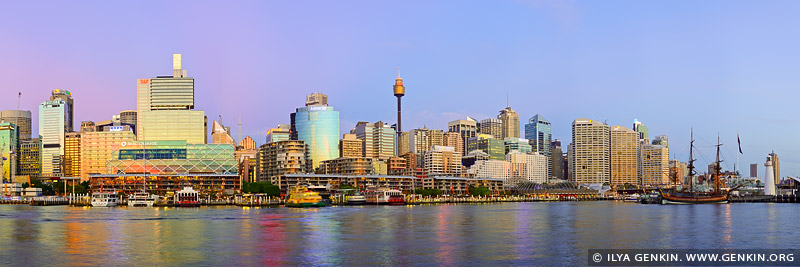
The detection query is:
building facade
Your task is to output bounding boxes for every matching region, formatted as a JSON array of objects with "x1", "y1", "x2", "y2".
[
  {"x1": 524, "y1": 114, "x2": 552, "y2": 177},
  {"x1": 466, "y1": 159, "x2": 511, "y2": 181},
  {"x1": 255, "y1": 140, "x2": 312, "y2": 182},
  {"x1": 318, "y1": 157, "x2": 374, "y2": 175},
  {"x1": 422, "y1": 145, "x2": 462, "y2": 177},
  {"x1": 64, "y1": 132, "x2": 81, "y2": 178},
  {"x1": 0, "y1": 123, "x2": 18, "y2": 181},
  {"x1": 569, "y1": 118, "x2": 610, "y2": 184},
  {"x1": 80, "y1": 128, "x2": 136, "y2": 180},
  {"x1": 351, "y1": 121, "x2": 396, "y2": 159},
  {"x1": 447, "y1": 118, "x2": 477, "y2": 155},
  {"x1": 467, "y1": 134, "x2": 505, "y2": 160},
  {"x1": 0, "y1": 110, "x2": 31, "y2": 141},
  {"x1": 339, "y1": 133, "x2": 363, "y2": 158},
  {"x1": 478, "y1": 118, "x2": 502, "y2": 139},
  {"x1": 39, "y1": 90, "x2": 73, "y2": 177},
  {"x1": 292, "y1": 102, "x2": 339, "y2": 169},
  {"x1": 498, "y1": 107, "x2": 520, "y2": 139},
  {"x1": 551, "y1": 140, "x2": 564, "y2": 179},
  {"x1": 442, "y1": 132, "x2": 463, "y2": 155},
  {"x1": 504, "y1": 137, "x2": 532, "y2": 154},
  {"x1": 610, "y1": 125, "x2": 638, "y2": 186},
  {"x1": 506, "y1": 151, "x2": 547, "y2": 183},
  {"x1": 18, "y1": 138, "x2": 40, "y2": 180},
  {"x1": 640, "y1": 144, "x2": 669, "y2": 185}
]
